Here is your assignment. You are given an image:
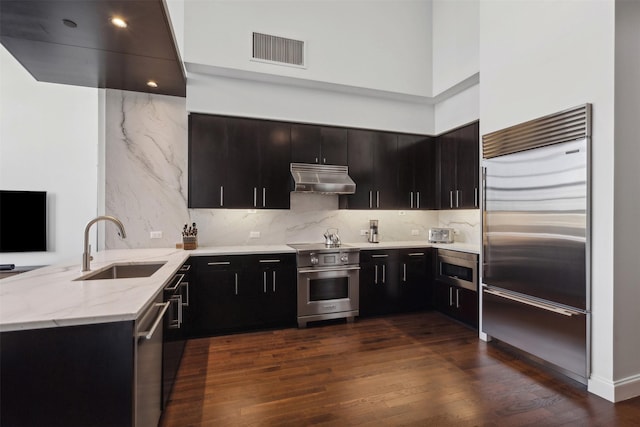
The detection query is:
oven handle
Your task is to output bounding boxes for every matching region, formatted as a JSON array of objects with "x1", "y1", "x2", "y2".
[{"x1": 298, "y1": 265, "x2": 361, "y2": 274}]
